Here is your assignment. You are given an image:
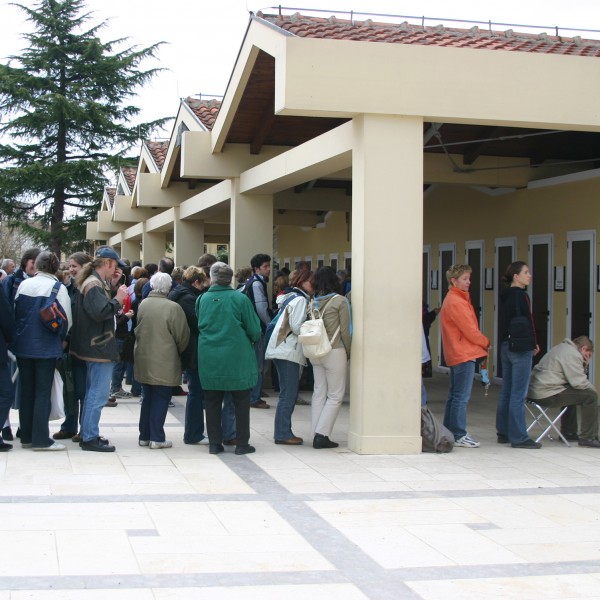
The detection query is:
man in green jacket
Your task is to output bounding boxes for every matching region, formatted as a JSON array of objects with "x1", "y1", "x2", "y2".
[{"x1": 196, "y1": 262, "x2": 261, "y2": 455}]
